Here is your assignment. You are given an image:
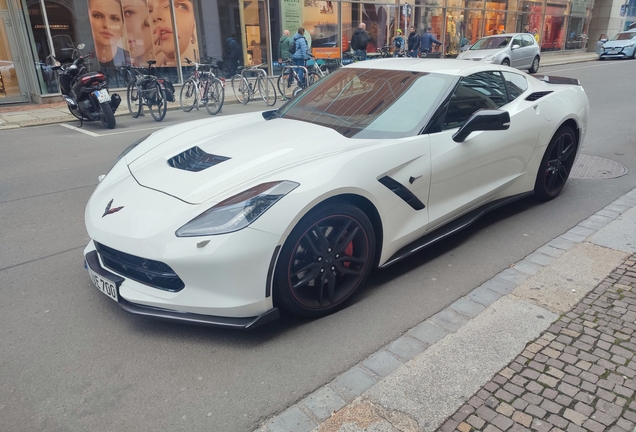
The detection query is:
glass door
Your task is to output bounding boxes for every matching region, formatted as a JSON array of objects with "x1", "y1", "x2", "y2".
[{"x1": 0, "y1": 11, "x2": 28, "y2": 103}]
